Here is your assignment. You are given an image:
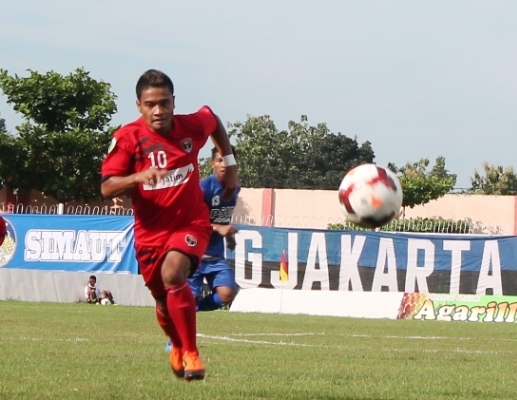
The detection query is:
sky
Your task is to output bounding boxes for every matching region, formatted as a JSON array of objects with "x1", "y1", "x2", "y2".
[{"x1": 1, "y1": 1, "x2": 516, "y2": 188}]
